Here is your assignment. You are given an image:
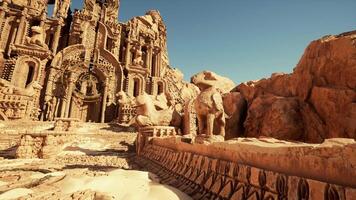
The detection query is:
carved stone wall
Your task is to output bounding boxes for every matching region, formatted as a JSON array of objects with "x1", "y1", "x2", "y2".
[
  {"x1": 138, "y1": 142, "x2": 356, "y2": 200},
  {"x1": 0, "y1": 0, "x2": 172, "y2": 122},
  {"x1": 15, "y1": 133, "x2": 74, "y2": 159}
]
